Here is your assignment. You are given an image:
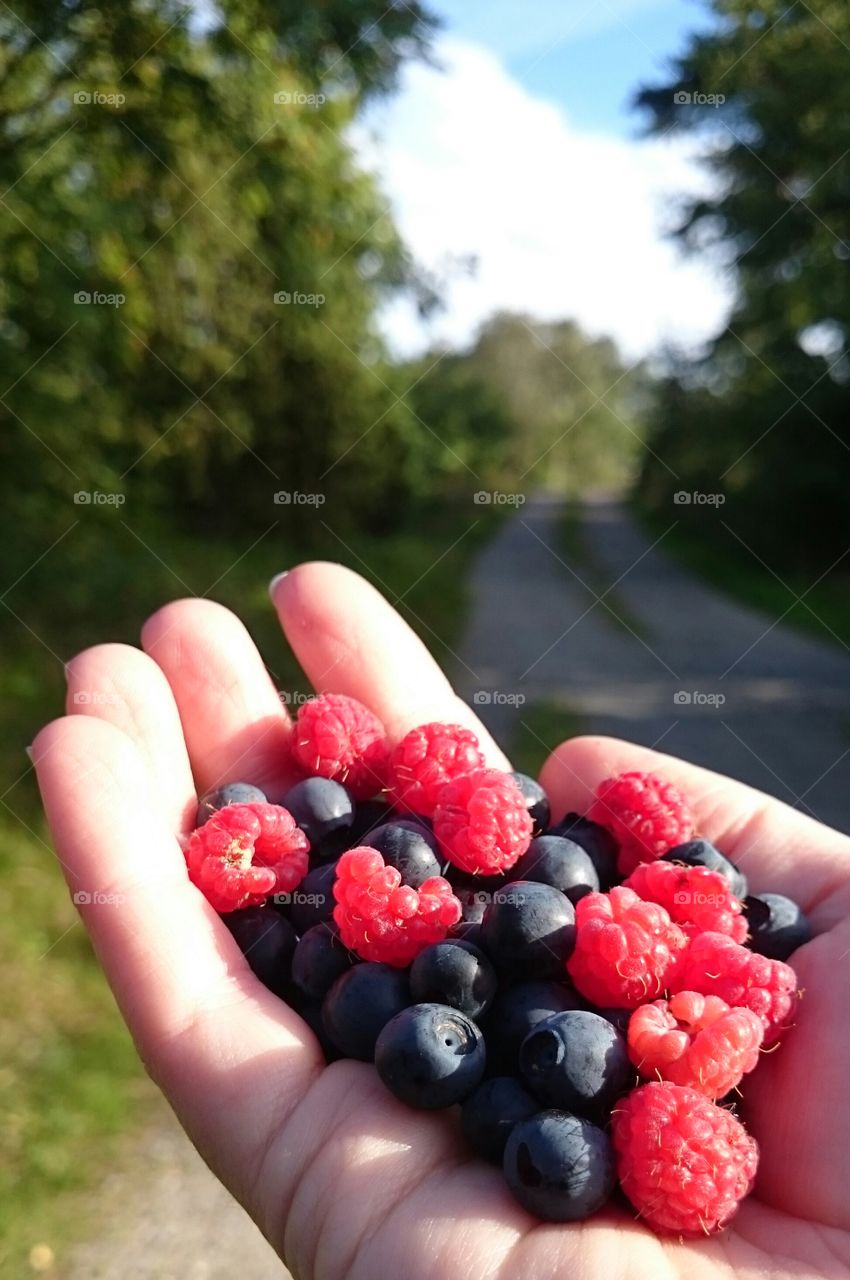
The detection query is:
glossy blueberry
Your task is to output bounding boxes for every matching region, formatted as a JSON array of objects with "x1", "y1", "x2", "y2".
[
  {"x1": 196, "y1": 781, "x2": 266, "y2": 827},
  {"x1": 375, "y1": 1003, "x2": 486, "y2": 1109},
  {"x1": 448, "y1": 919, "x2": 484, "y2": 948},
  {"x1": 410, "y1": 940, "x2": 498, "y2": 1019},
  {"x1": 745, "y1": 892, "x2": 811, "y2": 960},
  {"x1": 664, "y1": 838, "x2": 748, "y2": 899},
  {"x1": 511, "y1": 835, "x2": 600, "y2": 904},
  {"x1": 281, "y1": 777, "x2": 353, "y2": 857},
  {"x1": 322, "y1": 963, "x2": 410, "y2": 1061},
  {"x1": 481, "y1": 881, "x2": 575, "y2": 979},
  {"x1": 519, "y1": 1010, "x2": 631, "y2": 1117},
  {"x1": 223, "y1": 906, "x2": 295, "y2": 997},
  {"x1": 481, "y1": 980, "x2": 585, "y2": 1074},
  {"x1": 283, "y1": 860, "x2": 338, "y2": 935},
  {"x1": 461, "y1": 1076, "x2": 539, "y2": 1164},
  {"x1": 291, "y1": 922, "x2": 356, "y2": 1000},
  {"x1": 510, "y1": 772, "x2": 551, "y2": 836},
  {"x1": 360, "y1": 822, "x2": 442, "y2": 888},
  {"x1": 548, "y1": 813, "x2": 619, "y2": 890},
  {"x1": 503, "y1": 1111, "x2": 616, "y2": 1221},
  {"x1": 347, "y1": 799, "x2": 394, "y2": 844},
  {"x1": 294, "y1": 997, "x2": 341, "y2": 1063}
]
